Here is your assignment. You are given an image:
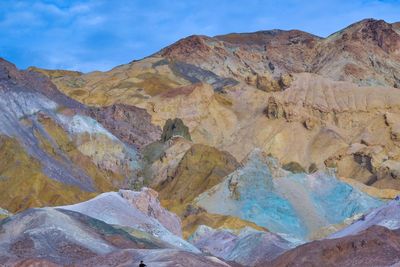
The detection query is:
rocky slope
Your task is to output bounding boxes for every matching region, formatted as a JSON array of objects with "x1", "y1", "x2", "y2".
[
  {"x1": 195, "y1": 149, "x2": 383, "y2": 241},
  {"x1": 1, "y1": 18, "x2": 400, "y2": 266},
  {"x1": 0, "y1": 58, "x2": 150, "y2": 213},
  {"x1": 189, "y1": 225, "x2": 294, "y2": 266},
  {"x1": 0, "y1": 189, "x2": 231, "y2": 267},
  {"x1": 264, "y1": 225, "x2": 400, "y2": 267},
  {"x1": 160, "y1": 19, "x2": 400, "y2": 88},
  {"x1": 260, "y1": 197, "x2": 400, "y2": 267},
  {"x1": 40, "y1": 19, "x2": 400, "y2": 194}
]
